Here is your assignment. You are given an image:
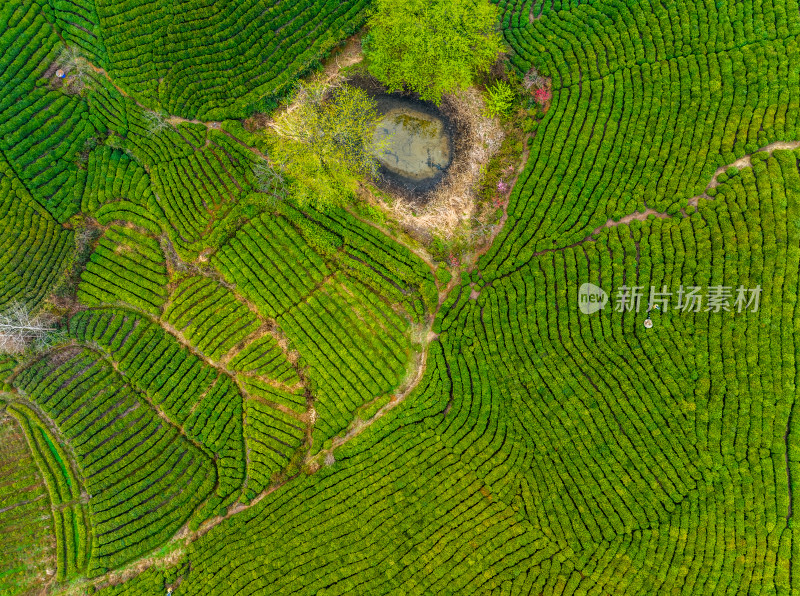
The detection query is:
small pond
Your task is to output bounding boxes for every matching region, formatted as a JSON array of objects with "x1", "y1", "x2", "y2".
[{"x1": 370, "y1": 95, "x2": 453, "y2": 196}]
